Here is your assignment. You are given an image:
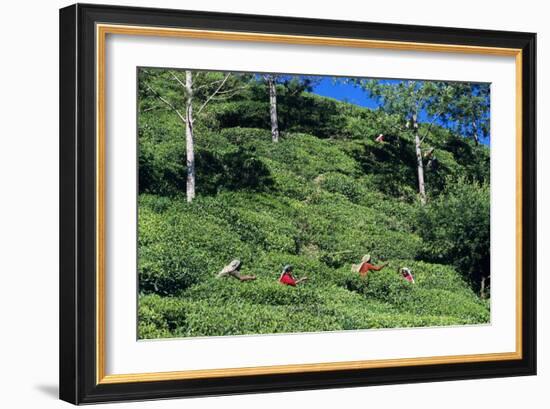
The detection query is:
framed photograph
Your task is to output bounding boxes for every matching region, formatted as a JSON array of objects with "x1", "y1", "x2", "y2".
[{"x1": 59, "y1": 3, "x2": 536, "y2": 404}]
